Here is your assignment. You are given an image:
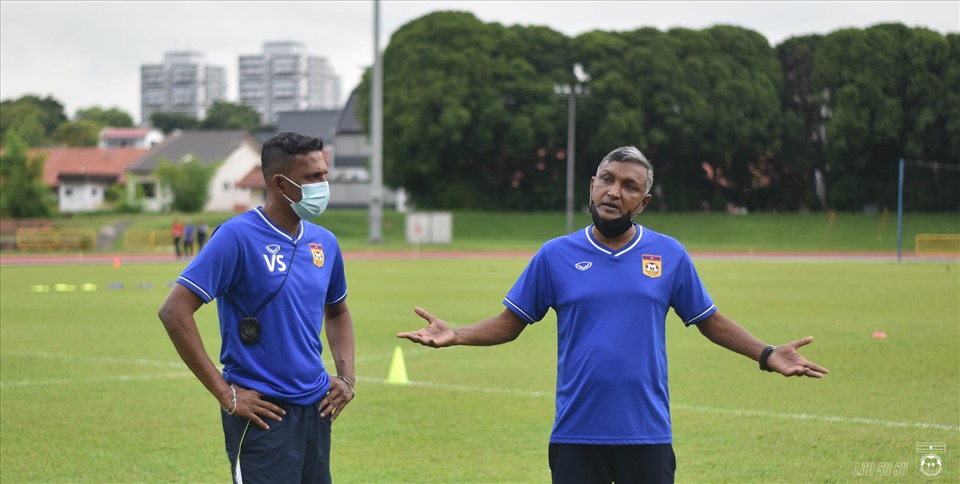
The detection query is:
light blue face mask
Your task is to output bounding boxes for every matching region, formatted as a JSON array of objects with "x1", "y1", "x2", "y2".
[{"x1": 280, "y1": 175, "x2": 330, "y2": 220}]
